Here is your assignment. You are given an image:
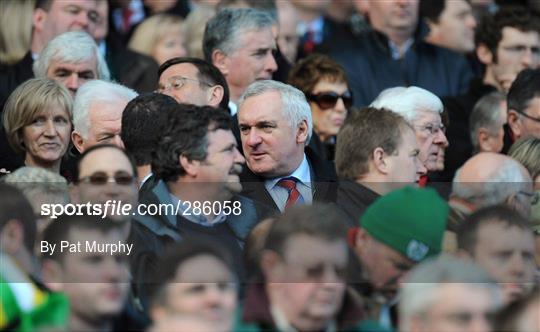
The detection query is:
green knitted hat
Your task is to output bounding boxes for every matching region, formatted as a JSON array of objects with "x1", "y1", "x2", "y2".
[{"x1": 360, "y1": 186, "x2": 449, "y2": 262}]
